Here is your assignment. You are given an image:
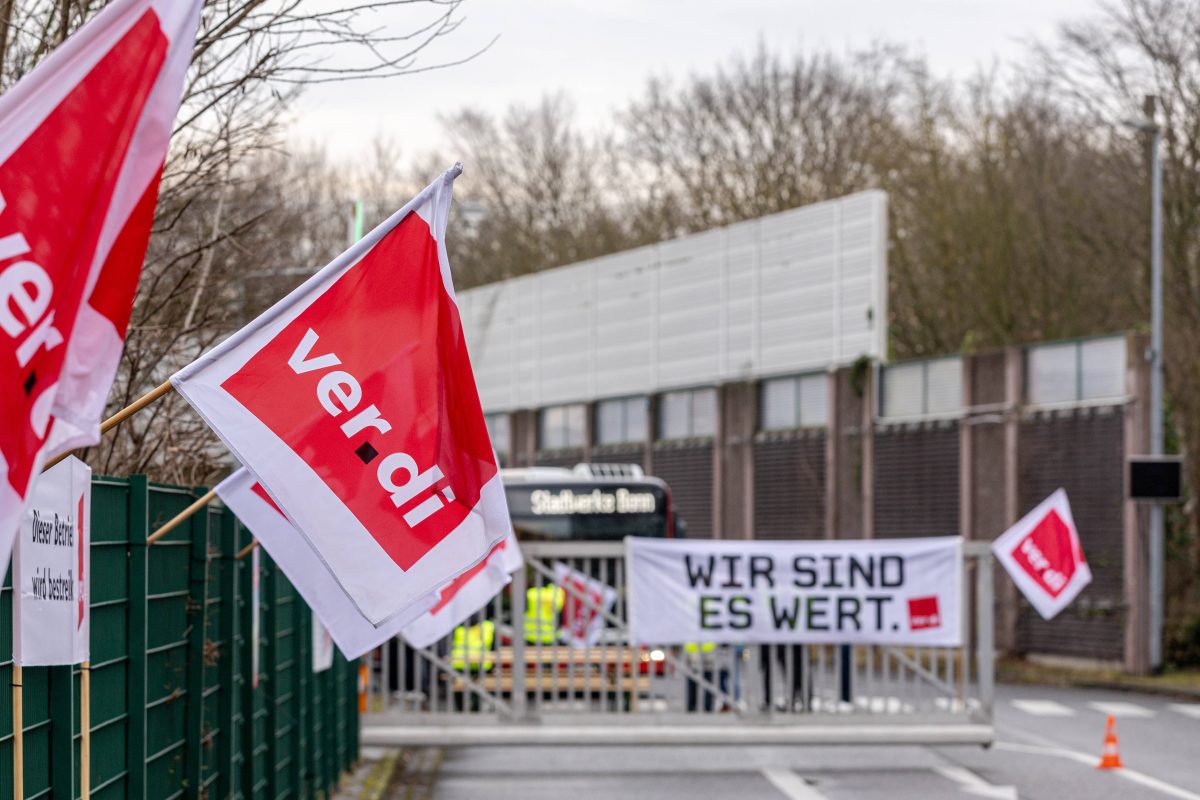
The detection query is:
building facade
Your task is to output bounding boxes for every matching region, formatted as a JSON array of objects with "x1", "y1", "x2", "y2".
[{"x1": 460, "y1": 197, "x2": 1156, "y2": 674}]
